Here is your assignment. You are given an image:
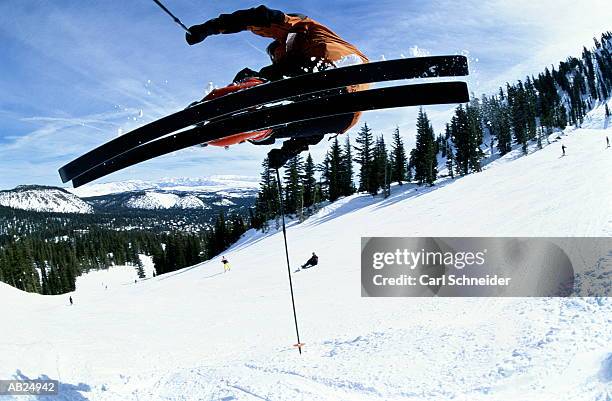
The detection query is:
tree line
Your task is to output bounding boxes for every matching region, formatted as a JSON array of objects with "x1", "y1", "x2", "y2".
[{"x1": 0, "y1": 228, "x2": 158, "y2": 294}]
